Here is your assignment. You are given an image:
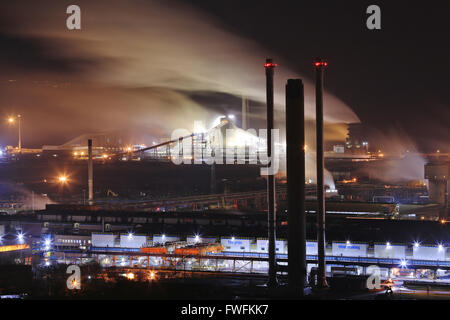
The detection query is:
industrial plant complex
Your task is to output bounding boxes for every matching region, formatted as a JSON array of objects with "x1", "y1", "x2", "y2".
[{"x1": 0, "y1": 0, "x2": 449, "y2": 309}]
